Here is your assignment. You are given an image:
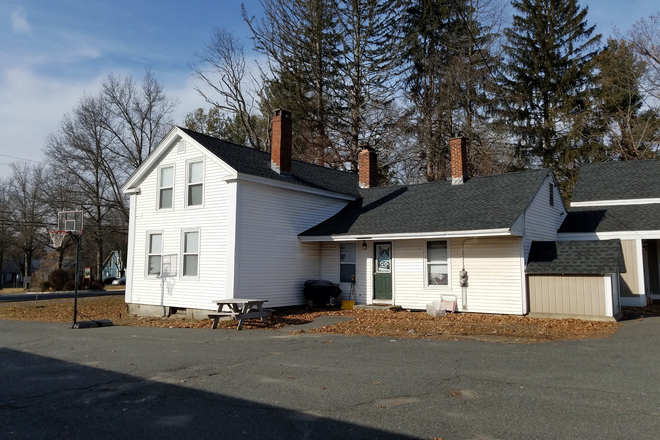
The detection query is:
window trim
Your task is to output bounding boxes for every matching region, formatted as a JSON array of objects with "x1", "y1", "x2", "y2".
[
  {"x1": 180, "y1": 228, "x2": 200, "y2": 279},
  {"x1": 339, "y1": 242, "x2": 357, "y2": 284},
  {"x1": 157, "y1": 164, "x2": 175, "y2": 211},
  {"x1": 424, "y1": 239, "x2": 451, "y2": 289},
  {"x1": 185, "y1": 159, "x2": 205, "y2": 209},
  {"x1": 145, "y1": 231, "x2": 163, "y2": 278}
]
